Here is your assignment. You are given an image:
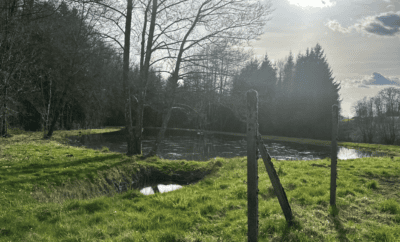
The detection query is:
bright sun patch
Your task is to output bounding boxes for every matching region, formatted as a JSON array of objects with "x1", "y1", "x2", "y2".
[{"x1": 288, "y1": 0, "x2": 336, "y2": 8}]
